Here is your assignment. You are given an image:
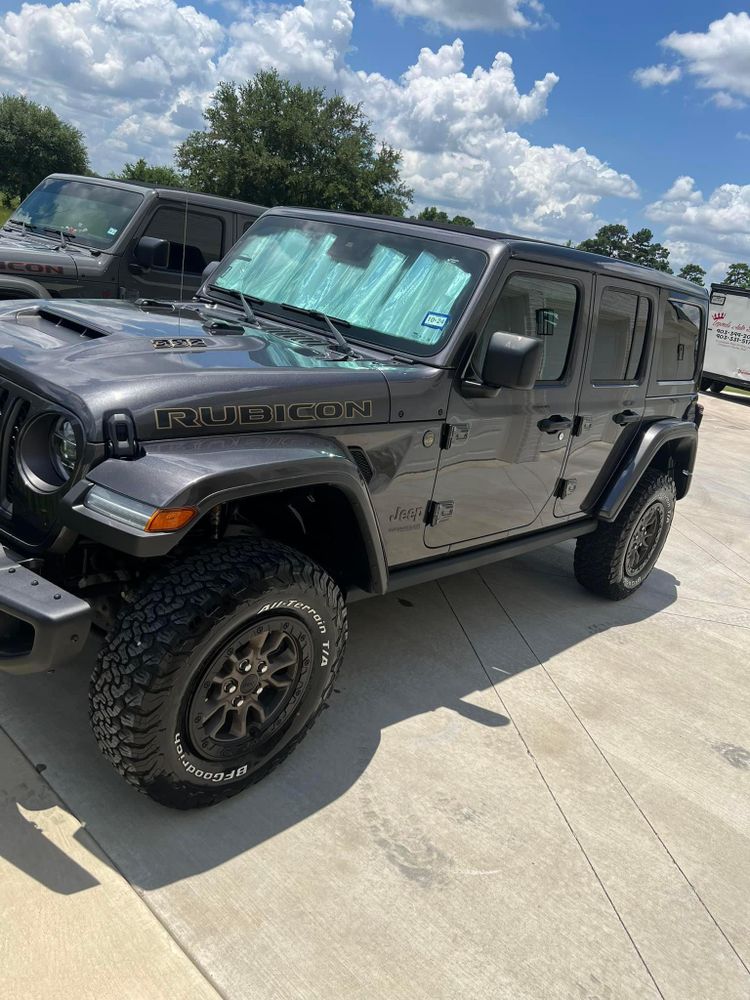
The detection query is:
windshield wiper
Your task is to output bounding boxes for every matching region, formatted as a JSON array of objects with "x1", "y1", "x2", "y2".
[
  {"x1": 207, "y1": 285, "x2": 264, "y2": 325},
  {"x1": 280, "y1": 303, "x2": 353, "y2": 356}
]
